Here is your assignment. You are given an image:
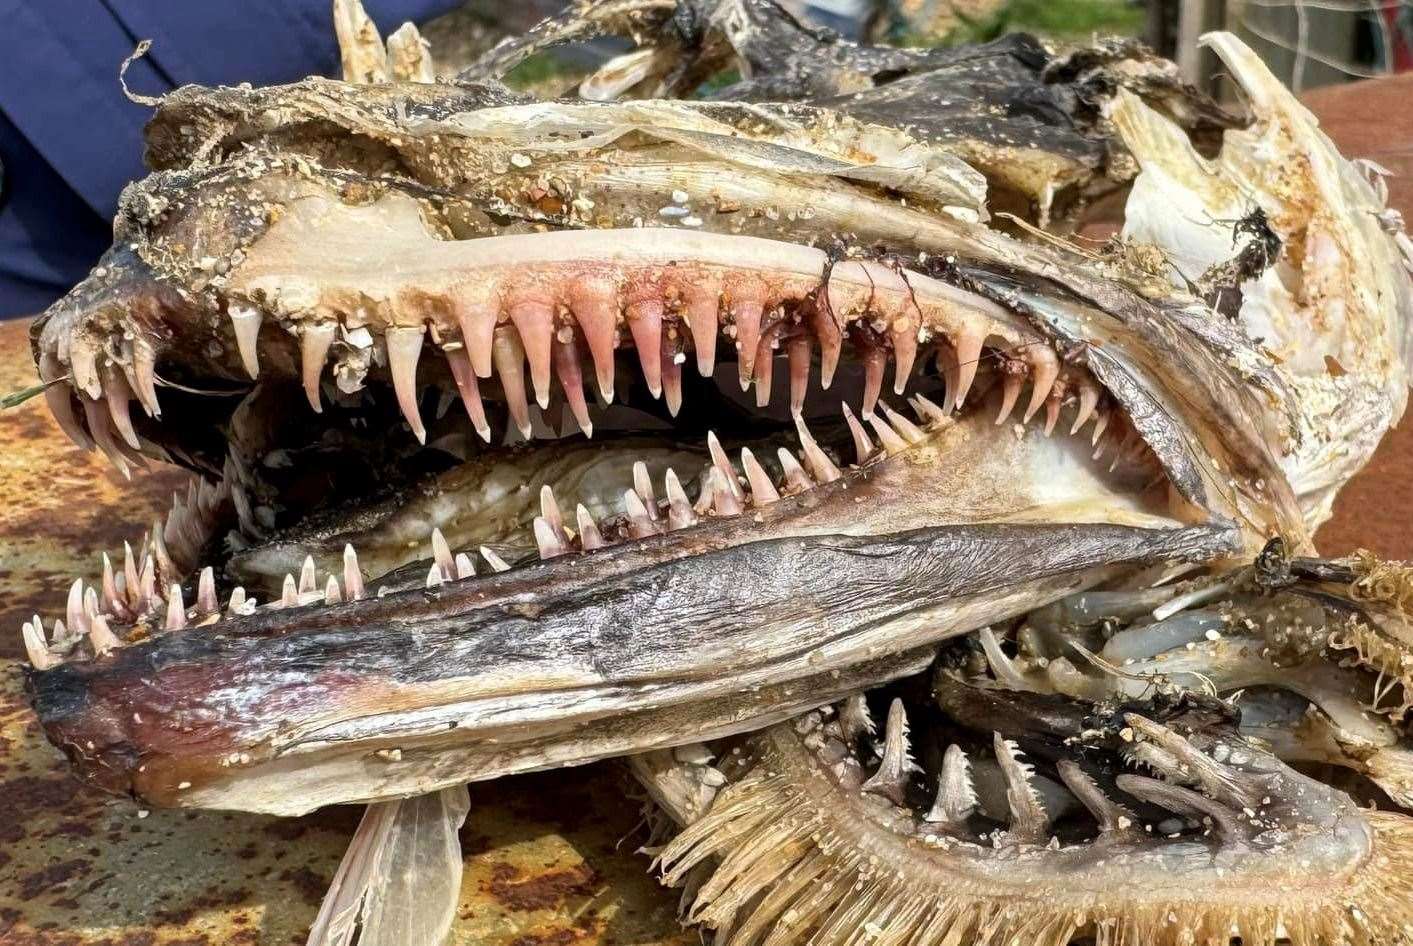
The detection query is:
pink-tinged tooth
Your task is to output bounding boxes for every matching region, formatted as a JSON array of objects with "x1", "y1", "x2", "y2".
[
  {"x1": 794, "y1": 415, "x2": 842, "y2": 482},
  {"x1": 576, "y1": 504, "x2": 605, "y2": 550},
  {"x1": 343, "y1": 544, "x2": 366, "y2": 600},
  {"x1": 22, "y1": 621, "x2": 58, "y2": 670},
  {"x1": 911, "y1": 393, "x2": 949, "y2": 426},
  {"x1": 732, "y1": 297, "x2": 765, "y2": 383},
  {"x1": 684, "y1": 287, "x2": 719, "y2": 378},
  {"x1": 776, "y1": 448, "x2": 813, "y2": 493},
  {"x1": 624, "y1": 490, "x2": 658, "y2": 537},
  {"x1": 132, "y1": 340, "x2": 160, "y2": 418},
  {"x1": 454, "y1": 553, "x2": 476, "y2": 579},
  {"x1": 867, "y1": 413, "x2": 909, "y2": 454},
  {"x1": 385, "y1": 325, "x2": 427, "y2": 444},
  {"x1": 860, "y1": 344, "x2": 885, "y2": 419},
  {"x1": 810, "y1": 303, "x2": 844, "y2": 391},
  {"x1": 626, "y1": 299, "x2": 664, "y2": 397},
  {"x1": 753, "y1": 338, "x2": 774, "y2": 408},
  {"x1": 82, "y1": 396, "x2": 131, "y2": 480},
  {"x1": 891, "y1": 321, "x2": 918, "y2": 395},
  {"x1": 67, "y1": 579, "x2": 87, "y2": 635},
  {"x1": 197, "y1": 567, "x2": 217, "y2": 613},
  {"x1": 324, "y1": 576, "x2": 342, "y2": 604},
  {"x1": 229, "y1": 305, "x2": 263, "y2": 378},
  {"x1": 1044, "y1": 396, "x2": 1061, "y2": 436},
  {"x1": 1023, "y1": 346, "x2": 1060, "y2": 423},
  {"x1": 138, "y1": 555, "x2": 156, "y2": 613},
  {"x1": 841, "y1": 402, "x2": 874, "y2": 463},
  {"x1": 540, "y1": 486, "x2": 566, "y2": 536},
  {"x1": 481, "y1": 546, "x2": 512, "y2": 572},
  {"x1": 706, "y1": 431, "x2": 744, "y2": 501},
  {"x1": 165, "y1": 584, "x2": 187, "y2": 631},
  {"x1": 569, "y1": 279, "x2": 619, "y2": 400},
  {"x1": 880, "y1": 403, "x2": 925, "y2": 444},
  {"x1": 787, "y1": 334, "x2": 811, "y2": 415},
  {"x1": 426, "y1": 562, "x2": 445, "y2": 588},
  {"x1": 103, "y1": 369, "x2": 141, "y2": 450},
  {"x1": 102, "y1": 553, "x2": 122, "y2": 614},
  {"x1": 228, "y1": 587, "x2": 248, "y2": 614},
  {"x1": 83, "y1": 587, "x2": 100, "y2": 625},
  {"x1": 89, "y1": 613, "x2": 121, "y2": 655},
  {"x1": 299, "y1": 555, "x2": 318, "y2": 594},
  {"x1": 300, "y1": 323, "x2": 337, "y2": 412},
  {"x1": 740, "y1": 448, "x2": 779, "y2": 504},
  {"x1": 507, "y1": 300, "x2": 556, "y2": 409},
  {"x1": 661, "y1": 331, "x2": 683, "y2": 417},
  {"x1": 123, "y1": 541, "x2": 139, "y2": 607},
  {"x1": 952, "y1": 325, "x2": 984, "y2": 410},
  {"x1": 453, "y1": 294, "x2": 500, "y2": 379},
  {"x1": 533, "y1": 517, "x2": 567, "y2": 558},
  {"x1": 1091, "y1": 411, "x2": 1110, "y2": 447},
  {"x1": 493, "y1": 326, "x2": 534, "y2": 439},
  {"x1": 153, "y1": 522, "x2": 177, "y2": 585},
  {"x1": 996, "y1": 373, "x2": 1022, "y2": 424},
  {"x1": 1071, "y1": 378, "x2": 1100, "y2": 435},
  {"x1": 432, "y1": 527, "x2": 455, "y2": 578},
  {"x1": 279, "y1": 574, "x2": 299, "y2": 608},
  {"x1": 705, "y1": 469, "x2": 743, "y2": 516},
  {"x1": 552, "y1": 332, "x2": 593, "y2": 438},
  {"x1": 445, "y1": 348, "x2": 492, "y2": 442},
  {"x1": 632, "y1": 461, "x2": 659, "y2": 520},
  {"x1": 69, "y1": 338, "x2": 102, "y2": 399},
  {"x1": 664, "y1": 469, "x2": 697, "y2": 530}
]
